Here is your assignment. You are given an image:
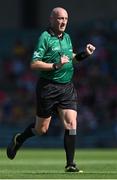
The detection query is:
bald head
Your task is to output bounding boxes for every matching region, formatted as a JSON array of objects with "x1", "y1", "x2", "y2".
[
  {"x1": 50, "y1": 7, "x2": 68, "y2": 18},
  {"x1": 50, "y1": 7, "x2": 68, "y2": 35}
]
